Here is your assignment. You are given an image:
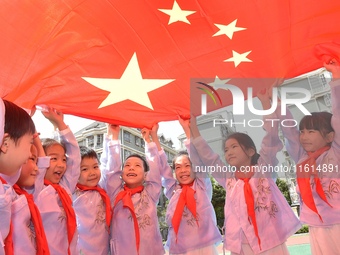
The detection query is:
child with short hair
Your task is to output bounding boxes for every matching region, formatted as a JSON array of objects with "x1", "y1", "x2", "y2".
[
  {"x1": 10, "y1": 135, "x2": 50, "y2": 255},
  {"x1": 279, "y1": 59, "x2": 340, "y2": 254},
  {"x1": 188, "y1": 89, "x2": 301, "y2": 255},
  {"x1": 34, "y1": 107, "x2": 80, "y2": 255},
  {"x1": 72, "y1": 126, "x2": 116, "y2": 255},
  {"x1": 101, "y1": 126, "x2": 164, "y2": 255},
  {"x1": 0, "y1": 98, "x2": 36, "y2": 254},
  {"x1": 149, "y1": 123, "x2": 222, "y2": 255}
]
